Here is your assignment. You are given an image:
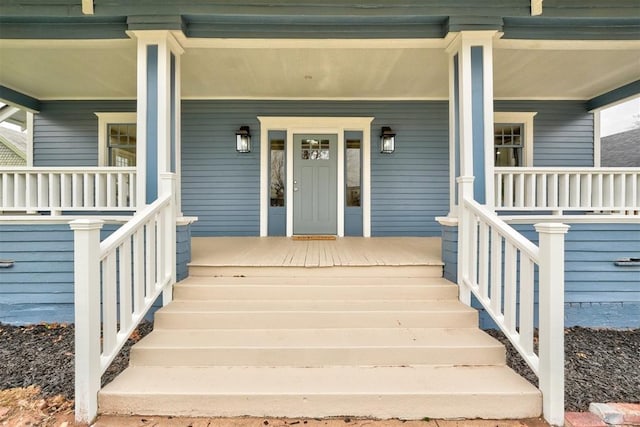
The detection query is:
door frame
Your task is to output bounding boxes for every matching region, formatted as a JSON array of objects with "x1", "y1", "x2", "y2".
[{"x1": 258, "y1": 116, "x2": 374, "y2": 237}]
